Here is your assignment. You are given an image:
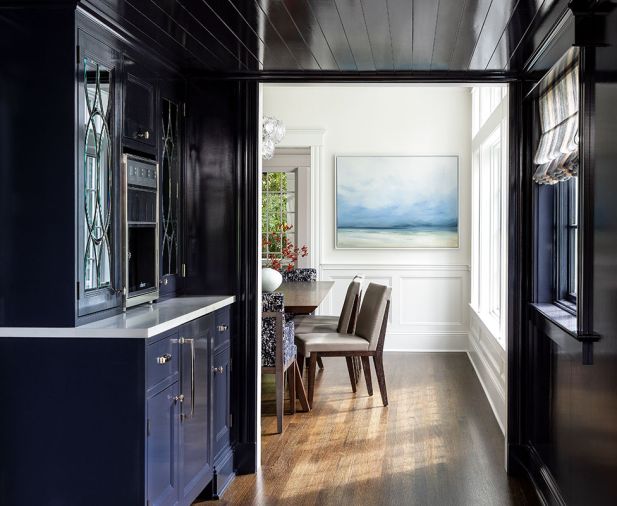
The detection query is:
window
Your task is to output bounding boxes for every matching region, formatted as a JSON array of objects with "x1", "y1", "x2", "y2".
[
  {"x1": 262, "y1": 169, "x2": 297, "y2": 263},
  {"x1": 555, "y1": 177, "x2": 578, "y2": 309},
  {"x1": 471, "y1": 85, "x2": 508, "y2": 345}
]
